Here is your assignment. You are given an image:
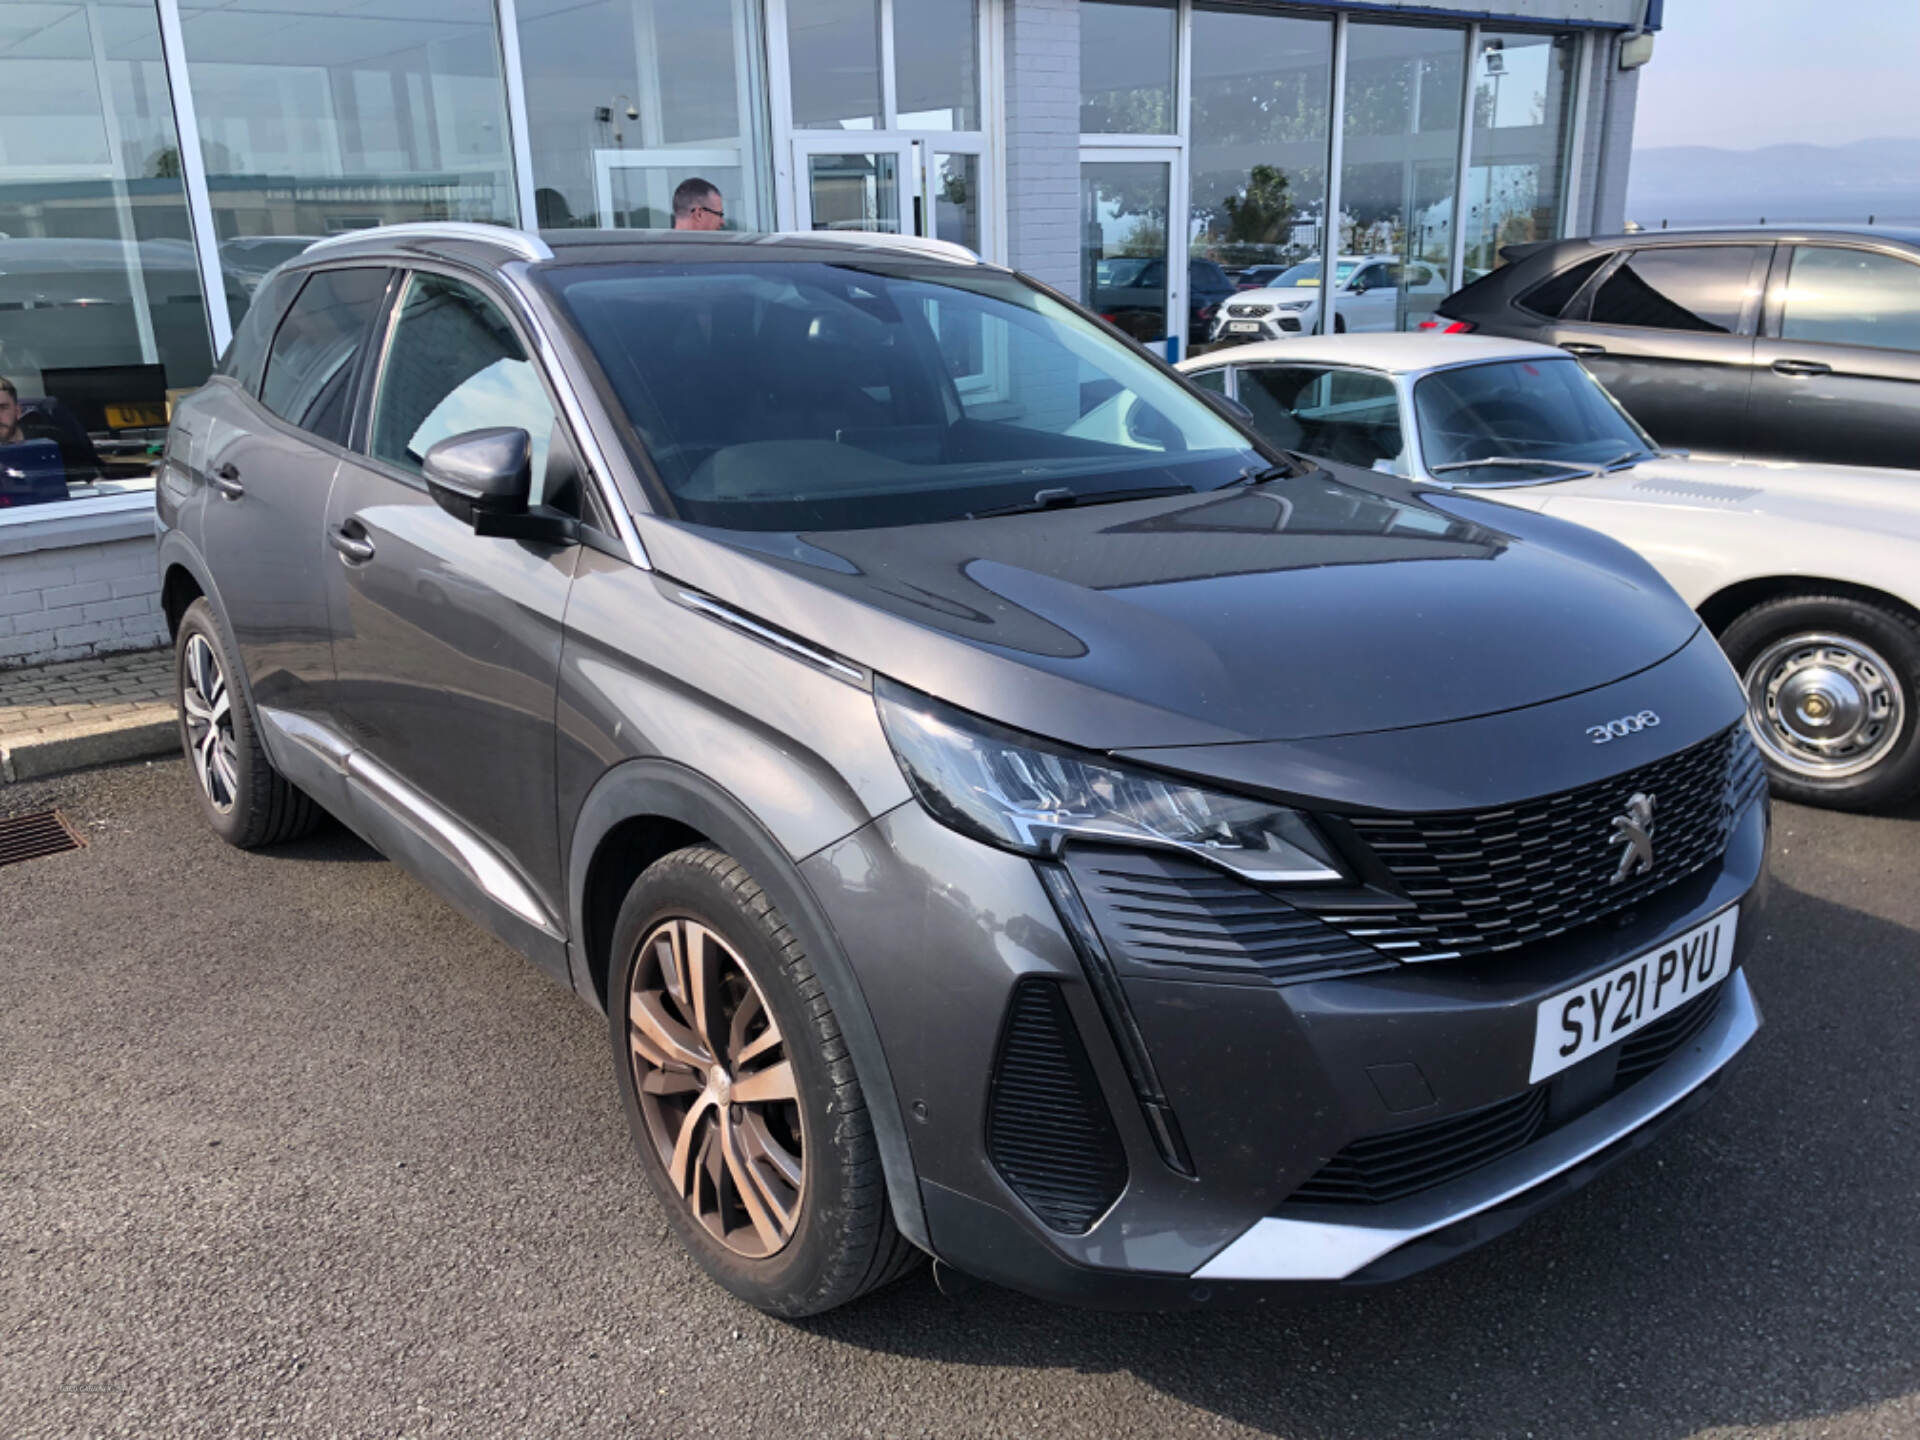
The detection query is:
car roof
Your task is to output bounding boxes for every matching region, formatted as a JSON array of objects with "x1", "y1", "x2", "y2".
[
  {"x1": 1179, "y1": 332, "x2": 1564, "y2": 376},
  {"x1": 1595, "y1": 225, "x2": 1920, "y2": 248},
  {"x1": 293, "y1": 222, "x2": 987, "y2": 271}
]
